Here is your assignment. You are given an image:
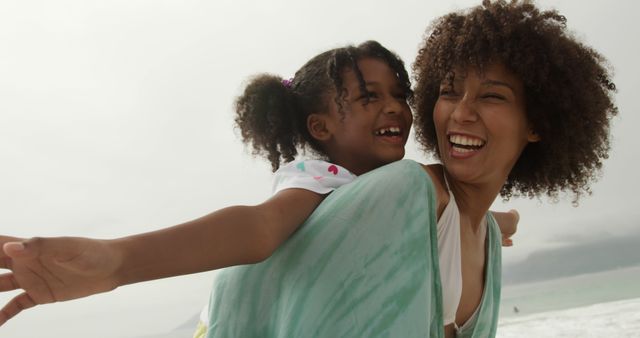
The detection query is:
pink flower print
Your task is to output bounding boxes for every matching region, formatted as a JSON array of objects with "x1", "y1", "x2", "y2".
[{"x1": 328, "y1": 165, "x2": 338, "y2": 175}]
